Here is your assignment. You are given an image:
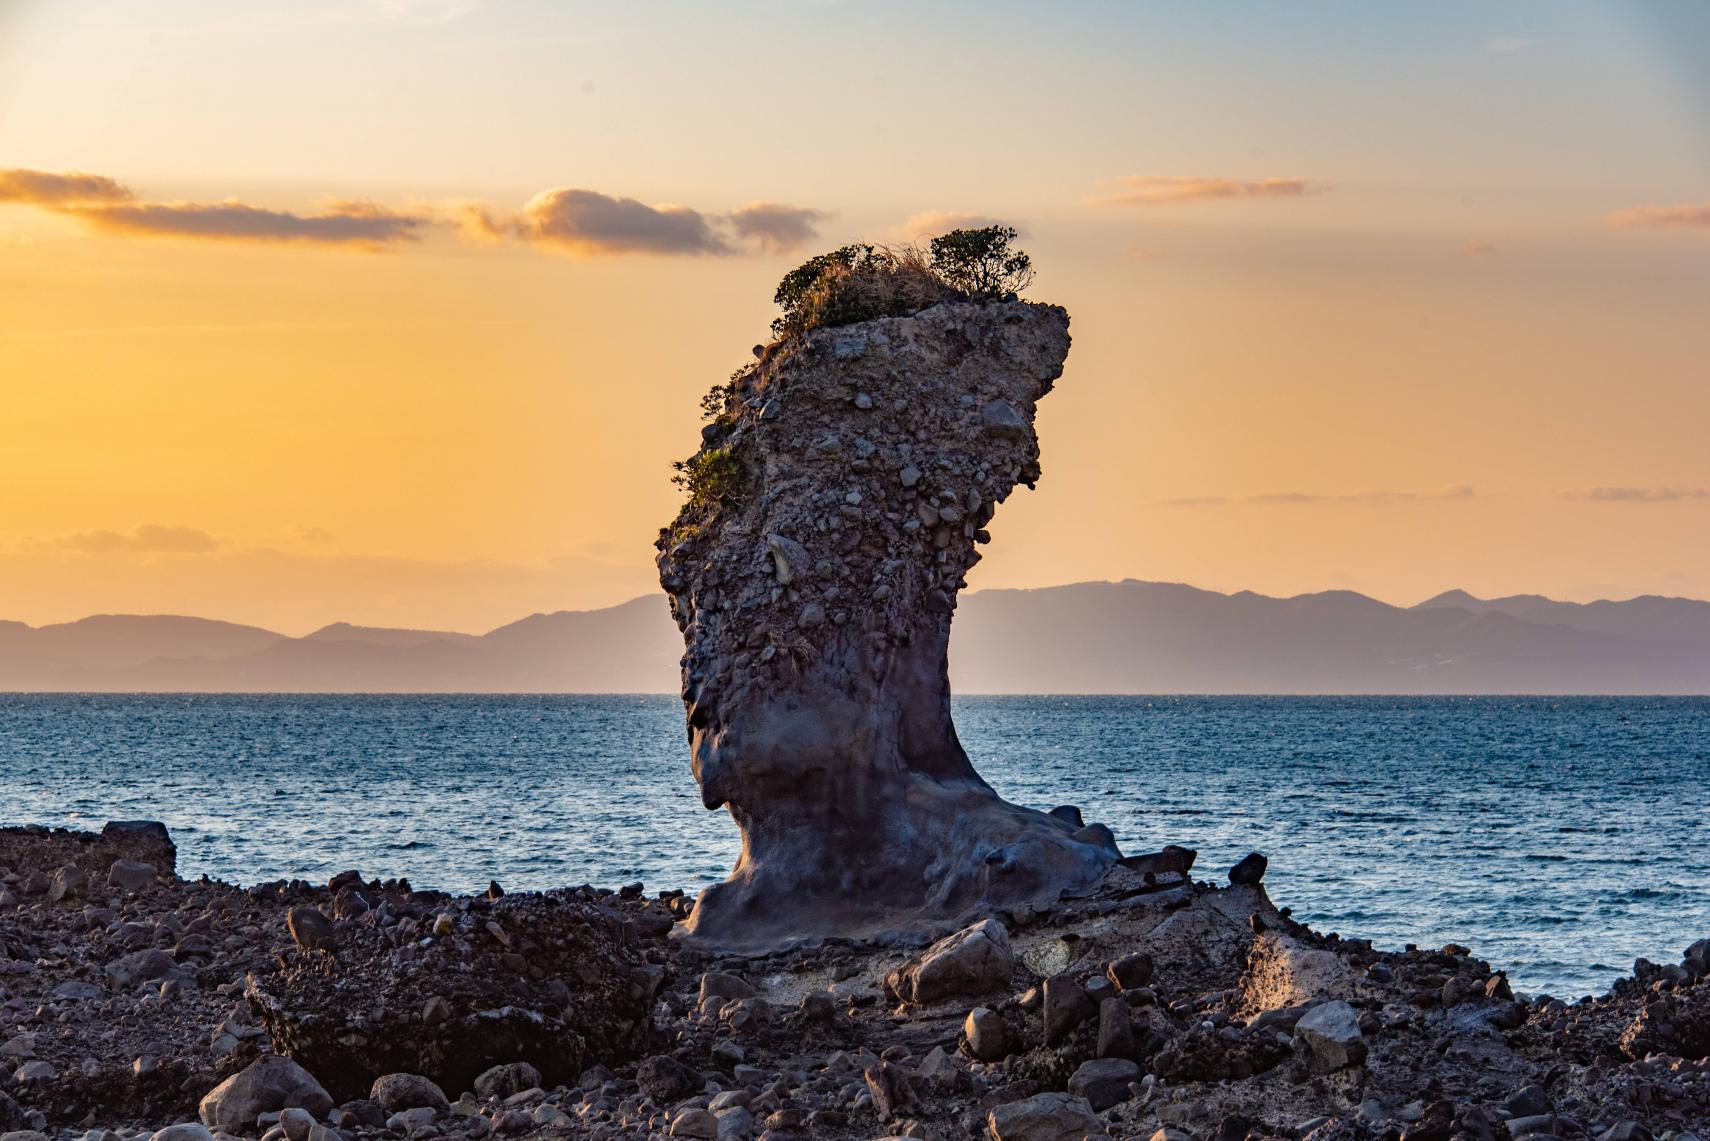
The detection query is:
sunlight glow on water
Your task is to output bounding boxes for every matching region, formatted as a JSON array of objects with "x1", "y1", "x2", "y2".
[{"x1": 2, "y1": 693, "x2": 1706, "y2": 997}]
